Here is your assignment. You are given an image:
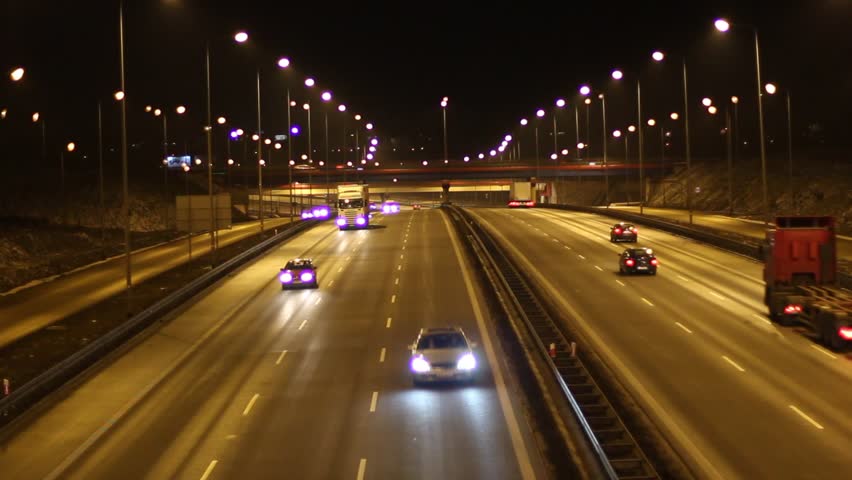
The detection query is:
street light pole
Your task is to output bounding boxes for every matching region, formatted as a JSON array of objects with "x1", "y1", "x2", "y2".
[
  {"x1": 726, "y1": 106, "x2": 734, "y2": 216},
  {"x1": 534, "y1": 127, "x2": 540, "y2": 178},
  {"x1": 205, "y1": 43, "x2": 216, "y2": 265},
  {"x1": 682, "y1": 60, "x2": 693, "y2": 224},
  {"x1": 637, "y1": 81, "x2": 644, "y2": 214},
  {"x1": 98, "y1": 101, "x2": 105, "y2": 248},
  {"x1": 306, "y1": 102, "x2": 312, "y2": 208},
  {"x1": 441, "y1": 97, "x2": 448, "y2": 163},
  {"x1": 785, "y1": 90, "x2": 794, "y2": 212},
  {"x1": 119, "y1": 1, "x2": 131, "y2": 288},
  {"x1": 256, "y1": 69, "x2": 264, "y2": 231},
  {"x1": 600, "y1": 94, "x2": 609, "y2": 207},
  {"x1": 286, "y1": 89, "x2": 293, "y2": 218},
  {"x1": 754, "y1": 30, "x2": 769, "y2": 225}
]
